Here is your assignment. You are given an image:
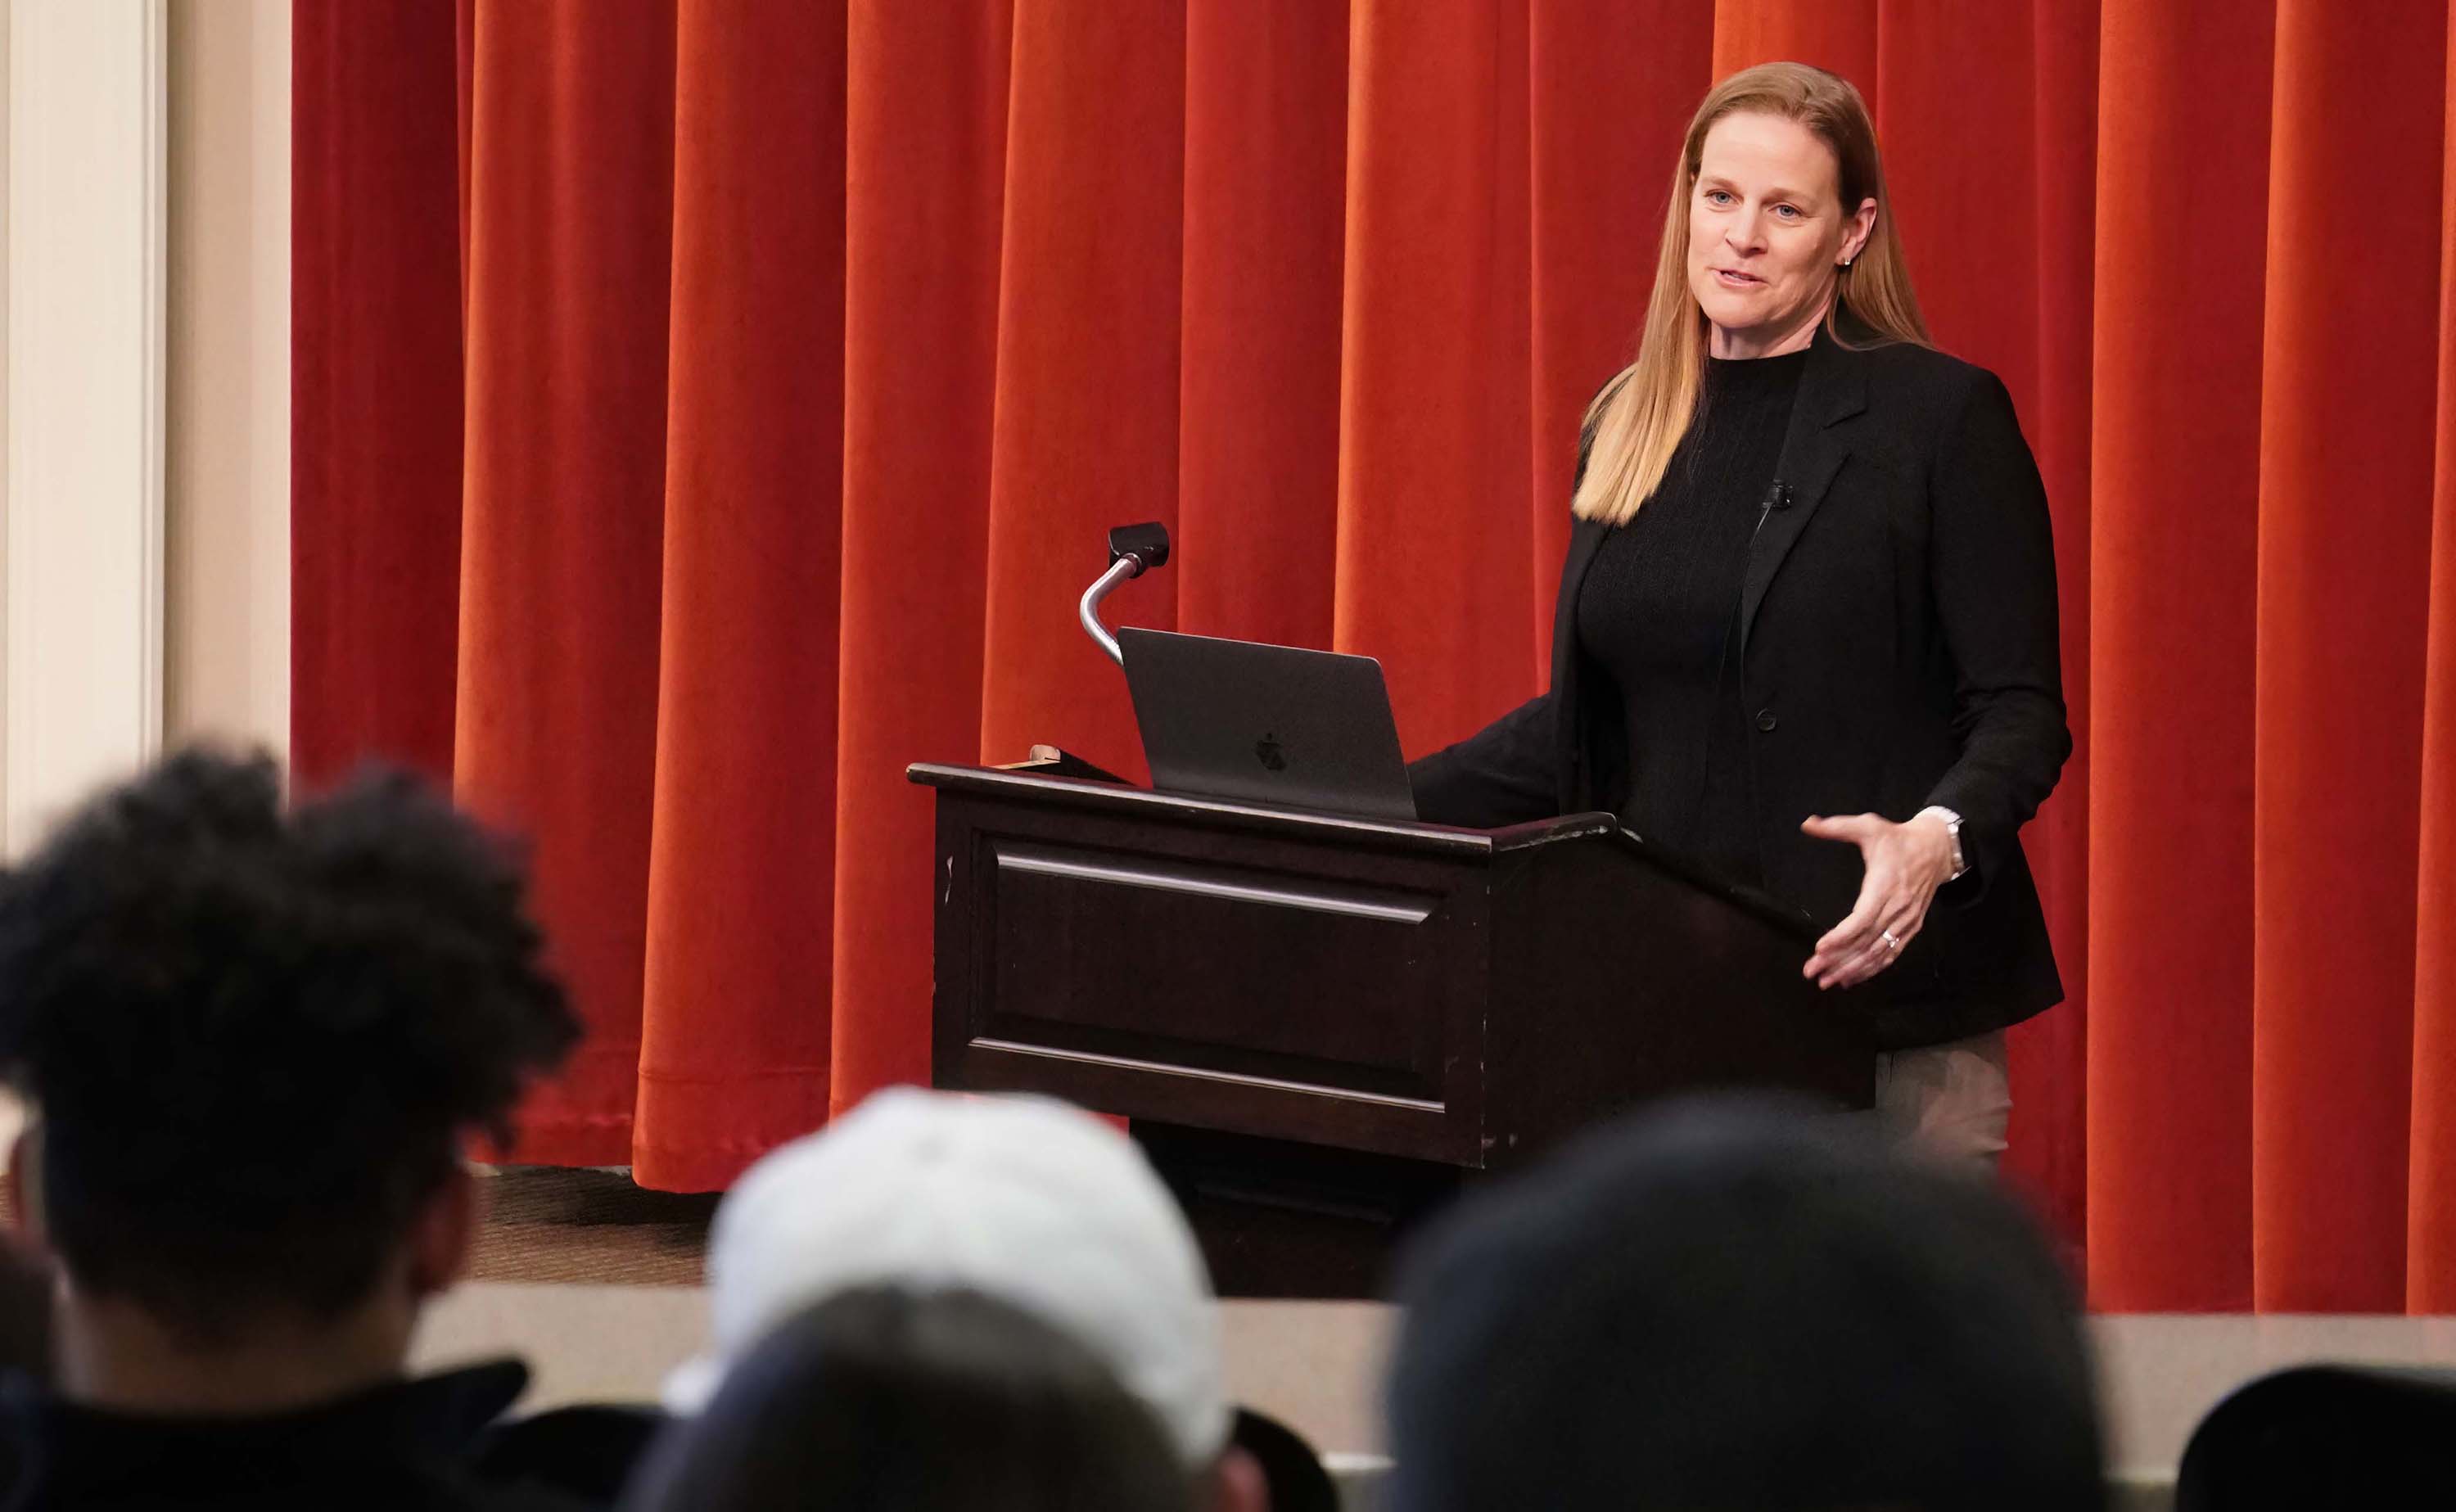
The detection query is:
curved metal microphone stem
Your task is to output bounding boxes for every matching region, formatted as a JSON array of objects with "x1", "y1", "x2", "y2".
[
  {"x1": 1078, "y1": 556, "x2": 1144, "y2": 667},
  {"x1": 1080, "y1": 523, "x2": 1172, "y2": 667}
]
